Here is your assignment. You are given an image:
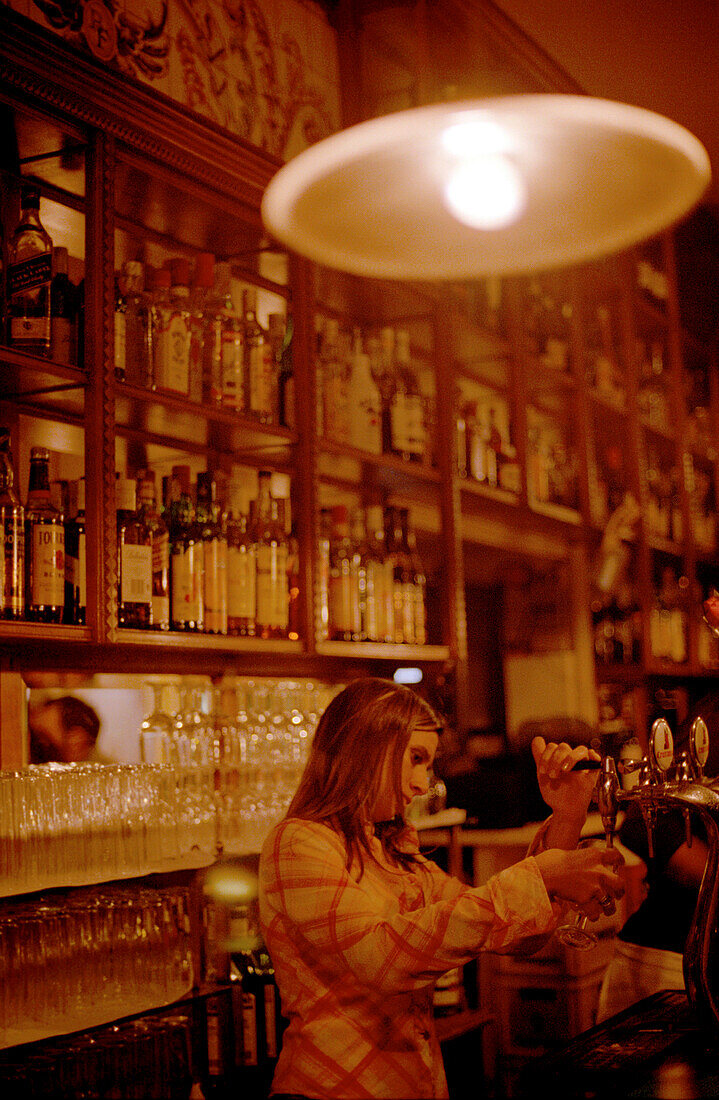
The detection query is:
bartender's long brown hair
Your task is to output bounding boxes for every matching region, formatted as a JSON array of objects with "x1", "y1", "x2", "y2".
[{"x1": 285, "y1": 677, "x2": 442, "y2": 874}]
